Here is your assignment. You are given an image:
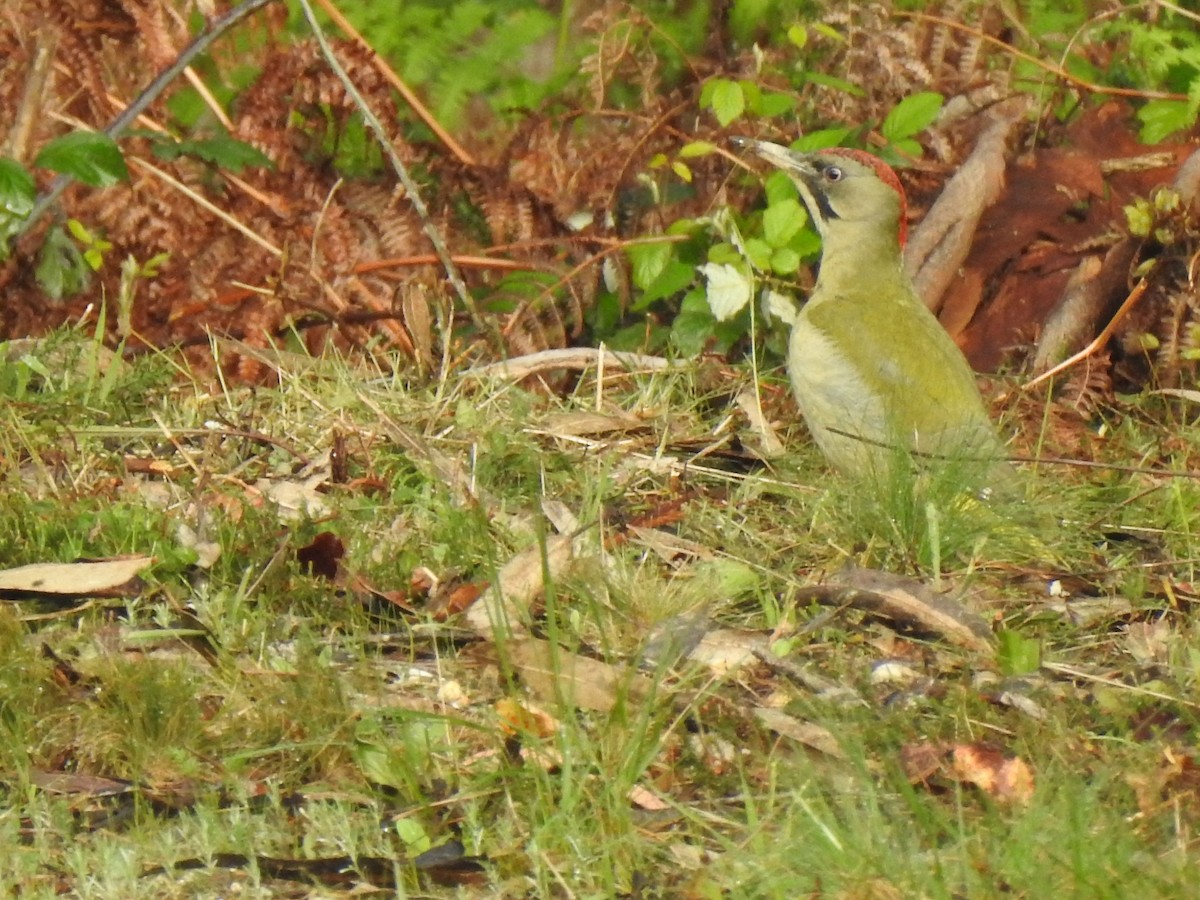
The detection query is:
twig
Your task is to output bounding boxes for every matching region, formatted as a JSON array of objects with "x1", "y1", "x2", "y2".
[
  {"x1": 21, "y1": 0, "x2": 278, "y2": 236},
  {"x1": 311, "y1": 0, "x2": 475, "y2": 166},
  {"x1": 464, "y1": 347, "x2": 682, "y2": 380},
  {"x1": 1004, "y1": 454, "x2": 1200, "y2": 480},
  {"x1": 128, "y1": 157, "x2": 281, "y2": 259},
  {"x1": 500, "y1": 234, "x2": 688, "y2": 340},
  {"x1": 896, "y1": 11, "x2": 1188, "y2": 102},
  {"x1": 8, "y1": 32, "x2": 56, "y2": 163},
  {"x1": 294, "y1": 0, "x2": 488, "y2": 340},
  {"x1": 1042, "y1": 662, "x2": 1200, "y2": 710},
  {"x1": 1023, "y1": 276, "x2": 1151, "y2": 391},
  {"x1": 355, "y1": 255, "x2": 541, "y2": 276}
]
